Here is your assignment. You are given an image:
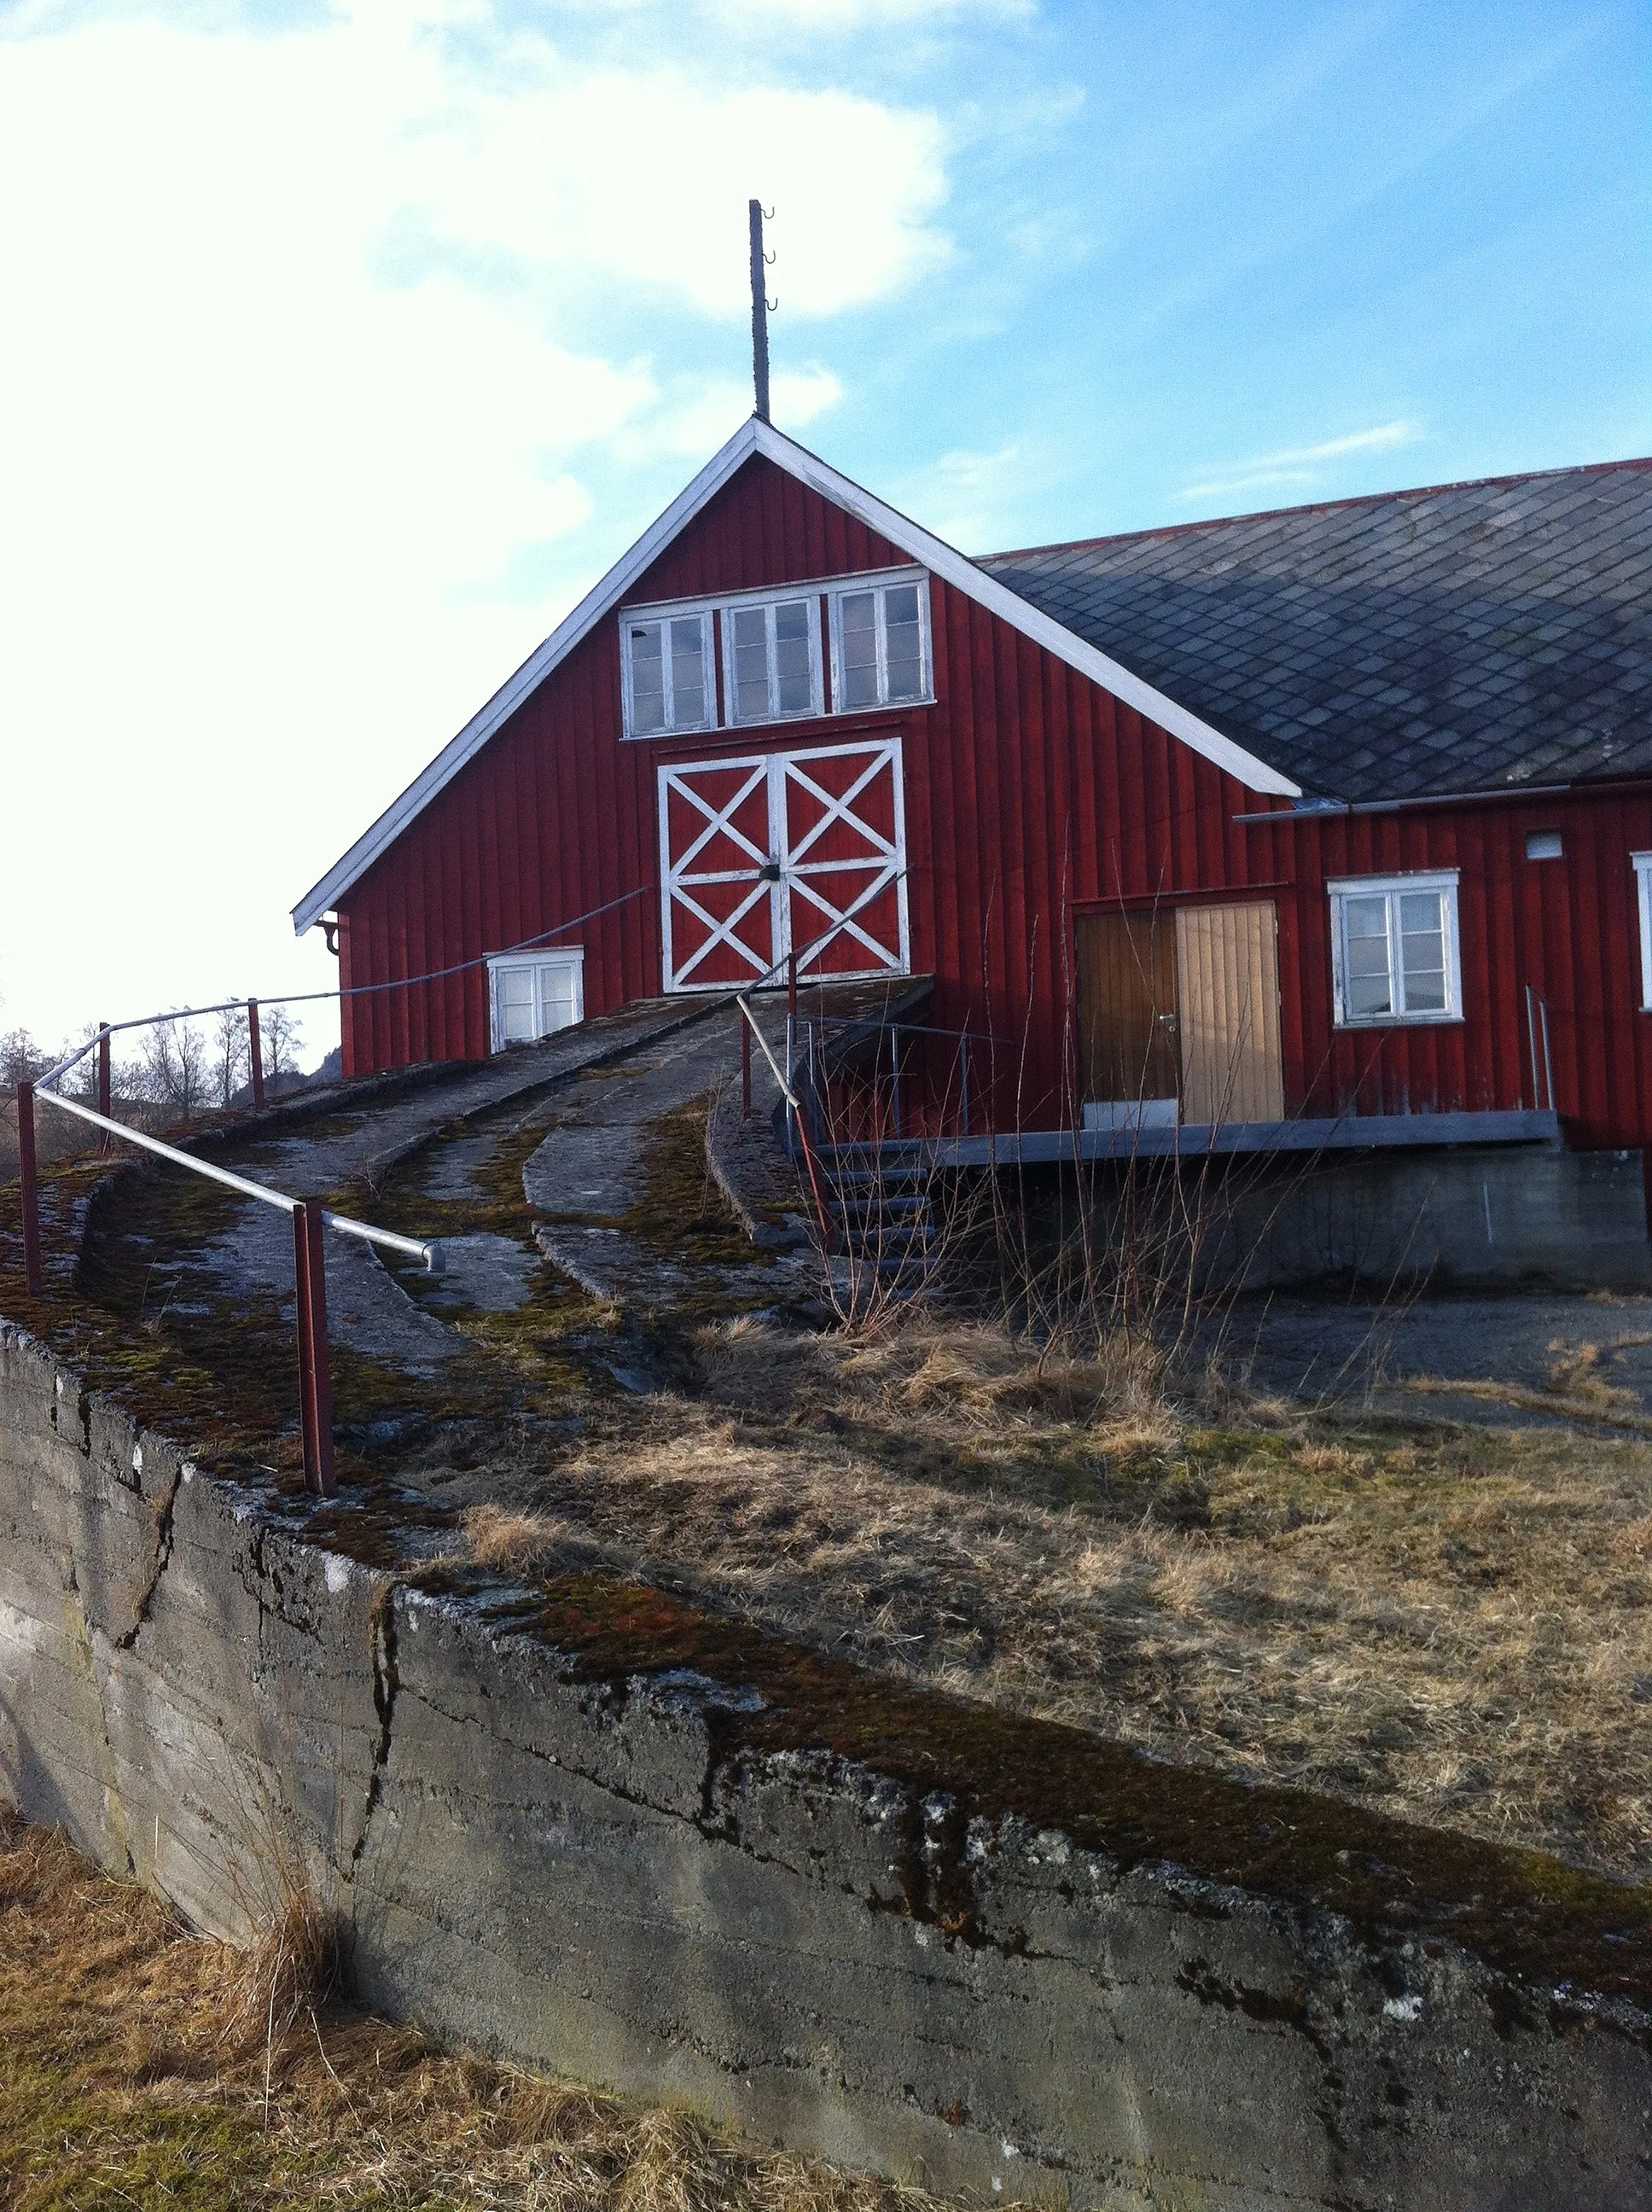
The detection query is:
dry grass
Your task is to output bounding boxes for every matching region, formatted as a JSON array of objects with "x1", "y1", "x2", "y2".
[
  {"x1": 0, "y1": 1804, "x2": 974, "y2": 2211},
  {"x1": 451, "y1": 1313, "x2": 1652, "y2": 1880}
]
